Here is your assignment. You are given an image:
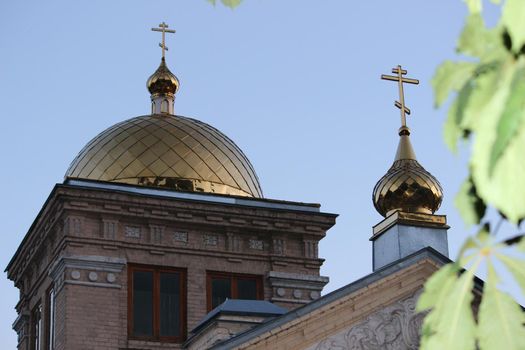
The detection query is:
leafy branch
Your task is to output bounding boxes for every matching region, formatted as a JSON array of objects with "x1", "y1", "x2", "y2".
[{"x1": 420, "y1": 0, "x2": 525, "y2": 348}]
